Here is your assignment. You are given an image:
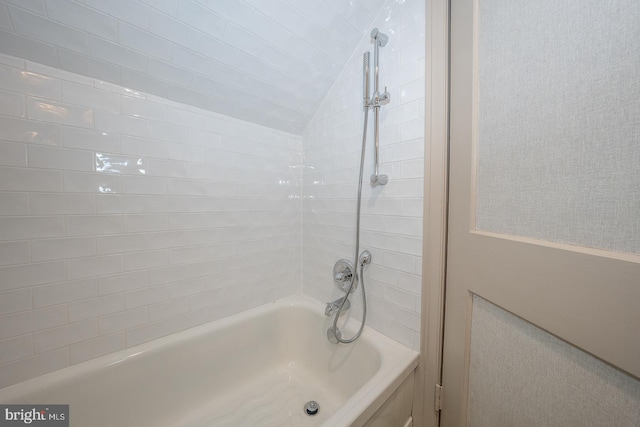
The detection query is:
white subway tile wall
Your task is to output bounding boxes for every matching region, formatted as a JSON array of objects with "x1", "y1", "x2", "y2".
[
  {"x1": 0, "y1": 54, "x2": 302, "y2": 388},
  {"x1": 0, "y1": 0, "x2": 424, "y2": 387},
  {"x1": 0, "y1": 0, "x2": 386, "y2": 133},
  {"x1": 302, "y1": 0, "x2": 425, "y2": 349}
]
